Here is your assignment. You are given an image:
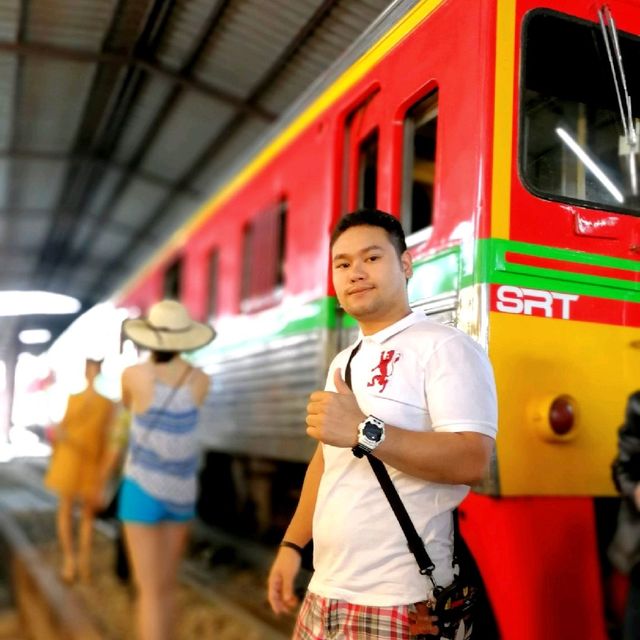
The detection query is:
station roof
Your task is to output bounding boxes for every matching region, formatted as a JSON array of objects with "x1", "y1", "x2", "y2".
[{"x1": 0, "y1": 0, "x2": 396, "y2": 357}]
